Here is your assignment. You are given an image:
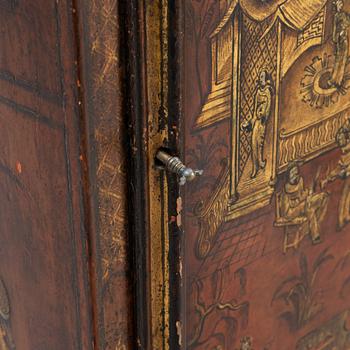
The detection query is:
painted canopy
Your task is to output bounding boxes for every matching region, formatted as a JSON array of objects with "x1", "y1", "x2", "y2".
[{"x1": 211, "y1": 0, "x2": 328, "y2": 37}]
